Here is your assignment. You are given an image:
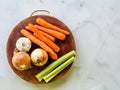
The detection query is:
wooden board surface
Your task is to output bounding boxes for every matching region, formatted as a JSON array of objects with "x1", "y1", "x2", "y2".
[{"x1": 6, "y1": 15, "x2": 76, "y2": 84}]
